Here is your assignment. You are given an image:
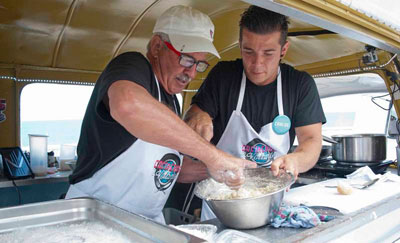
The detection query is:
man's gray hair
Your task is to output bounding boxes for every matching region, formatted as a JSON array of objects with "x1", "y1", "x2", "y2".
[{"x1": 146, "y1": 32, "x2": 170, "y2": 52}]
